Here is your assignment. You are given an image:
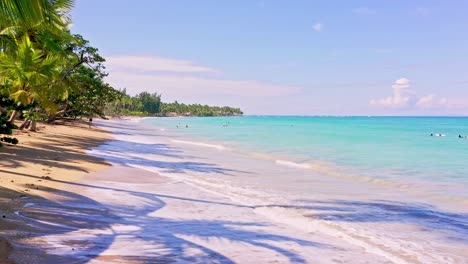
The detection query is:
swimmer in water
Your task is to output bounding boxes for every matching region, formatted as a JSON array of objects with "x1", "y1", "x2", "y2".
[{"x1": 459, "y1": 135, "x2": 463, "y2": 138}]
